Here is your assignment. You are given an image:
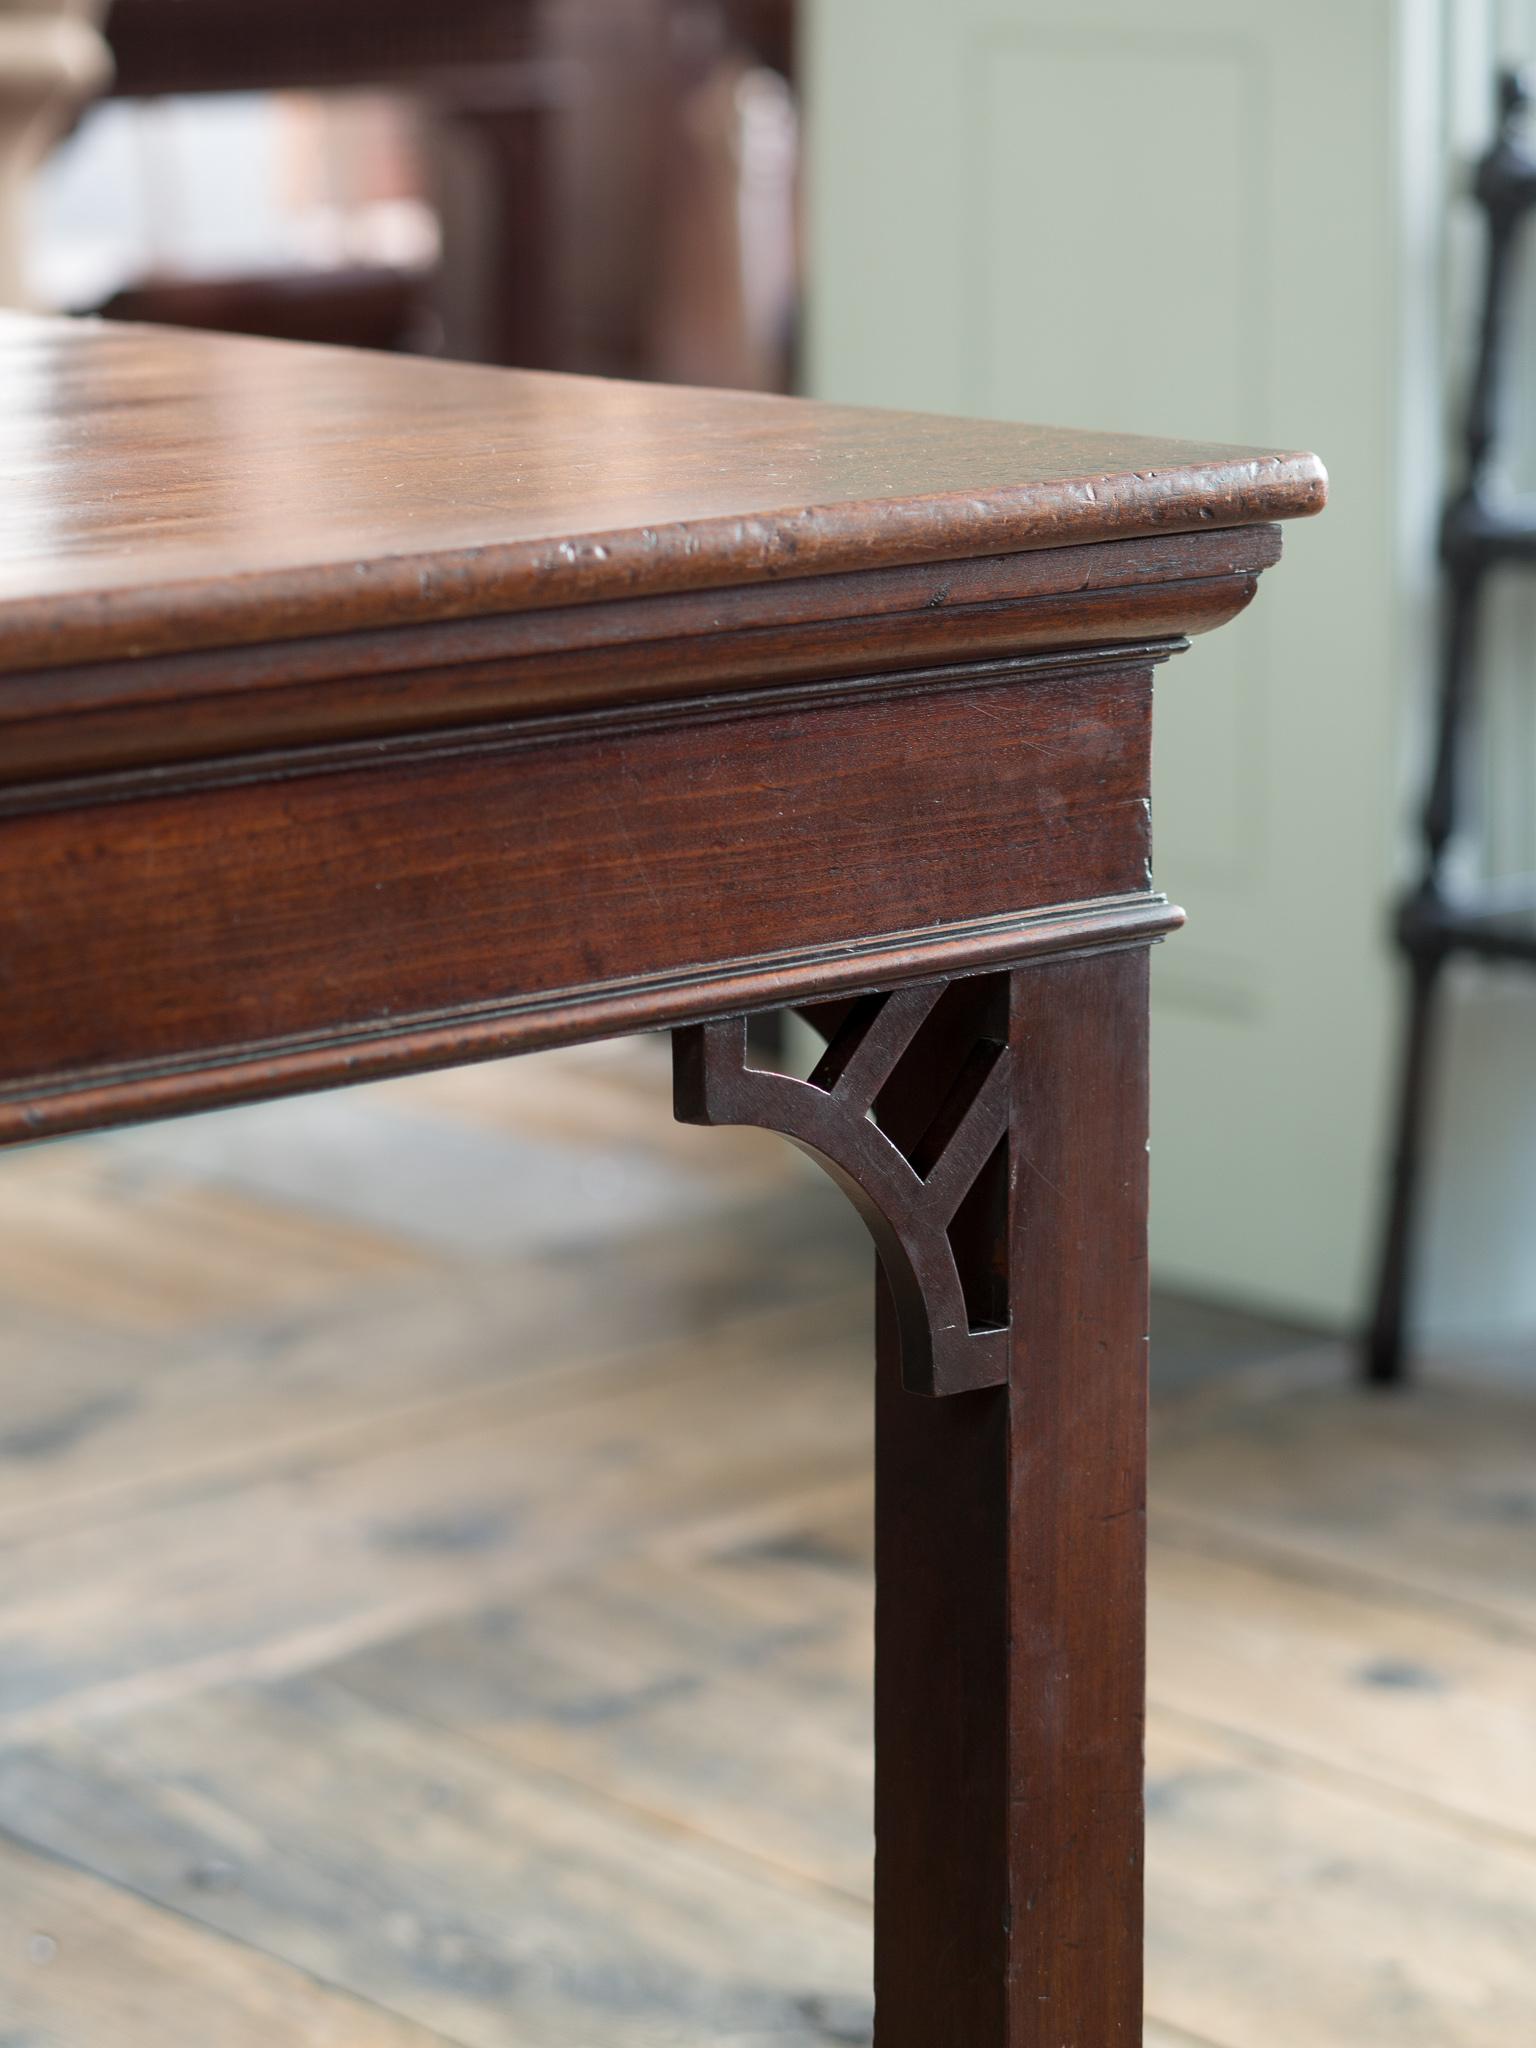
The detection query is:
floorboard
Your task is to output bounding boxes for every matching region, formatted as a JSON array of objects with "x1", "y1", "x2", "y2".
[{"x1": 0, "y1": 1038, "x2": 1530, "y2": 2045}]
